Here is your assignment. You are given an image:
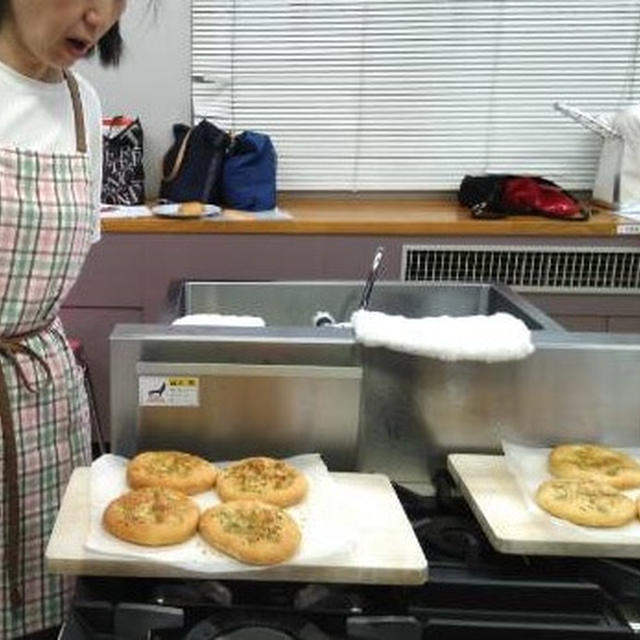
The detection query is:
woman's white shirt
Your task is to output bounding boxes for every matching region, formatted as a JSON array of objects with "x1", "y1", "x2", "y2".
[{"x1": 0, "y1": 59, "x2": 102, "y2": 242}]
